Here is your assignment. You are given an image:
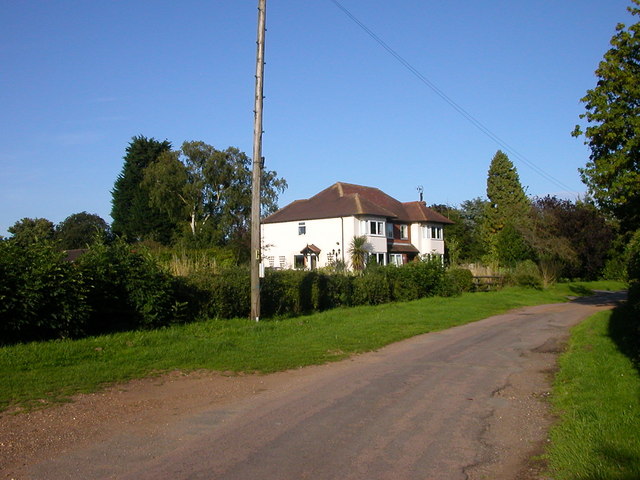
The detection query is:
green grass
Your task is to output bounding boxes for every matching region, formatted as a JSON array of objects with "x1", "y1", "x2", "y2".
[
  {"x1": 547, "y1": 306, "x2": 640, "y2": 479},
  {"x1": 0, "y1": 281, "x2": 625, "y2": 413}
]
